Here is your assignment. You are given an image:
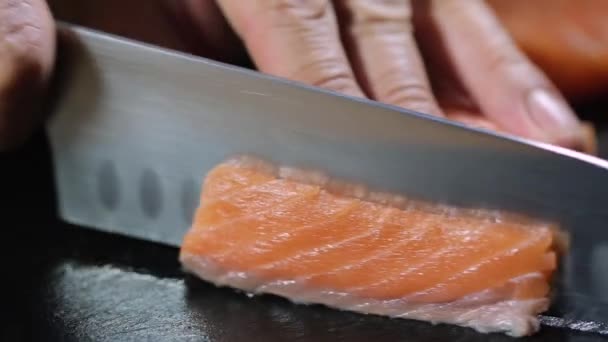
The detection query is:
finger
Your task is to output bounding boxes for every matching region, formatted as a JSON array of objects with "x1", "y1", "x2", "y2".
[
  {"x1": 445, "y1": 109, "x2": 498, "y2": 132},
  {"x1": 430, "y1": 0, "x2": 586, "y2": 150},
  {"x1": 579, "y1": 121, "x2": 598, "y2": 156},
  {"x1": 216, "y1": 0, "x2": 364, "y2": 96},
  {"x1": 335, "y1": 0, "x2": 442, "y2": 116},
  {"x1": 0, "y1": 0, "x2": 55, "y2": 151}
]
